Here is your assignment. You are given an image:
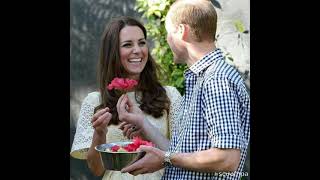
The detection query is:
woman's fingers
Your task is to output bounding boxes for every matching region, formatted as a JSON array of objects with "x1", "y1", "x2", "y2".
[
  {"x1": 119, "y1": 122, "x2": 129, "y2": 130},
  {"x1": 92, "y1": 112, "x2": 111, "y2": 128},
  {"x1": 126, "y1": 125, "x2": 137, "y2": 138},
  {"x1": 101, "y1": 113, "x2": 111, "y2": 127},
  {"x1": 122, "y1": 124, "x2": 131, "y2": 136},
  {"x1": 91, "y1": 107, "x2": 109, "y2": 123},
  {"x1": 119, "y1": 122, "x2": 141, "y2": 139},
  {"x1": 129, "y1": 129, "x2": 142, "y2": 139},
  {"x1": 125, "y1": 125, "x2": 141, "y2": 139}
]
